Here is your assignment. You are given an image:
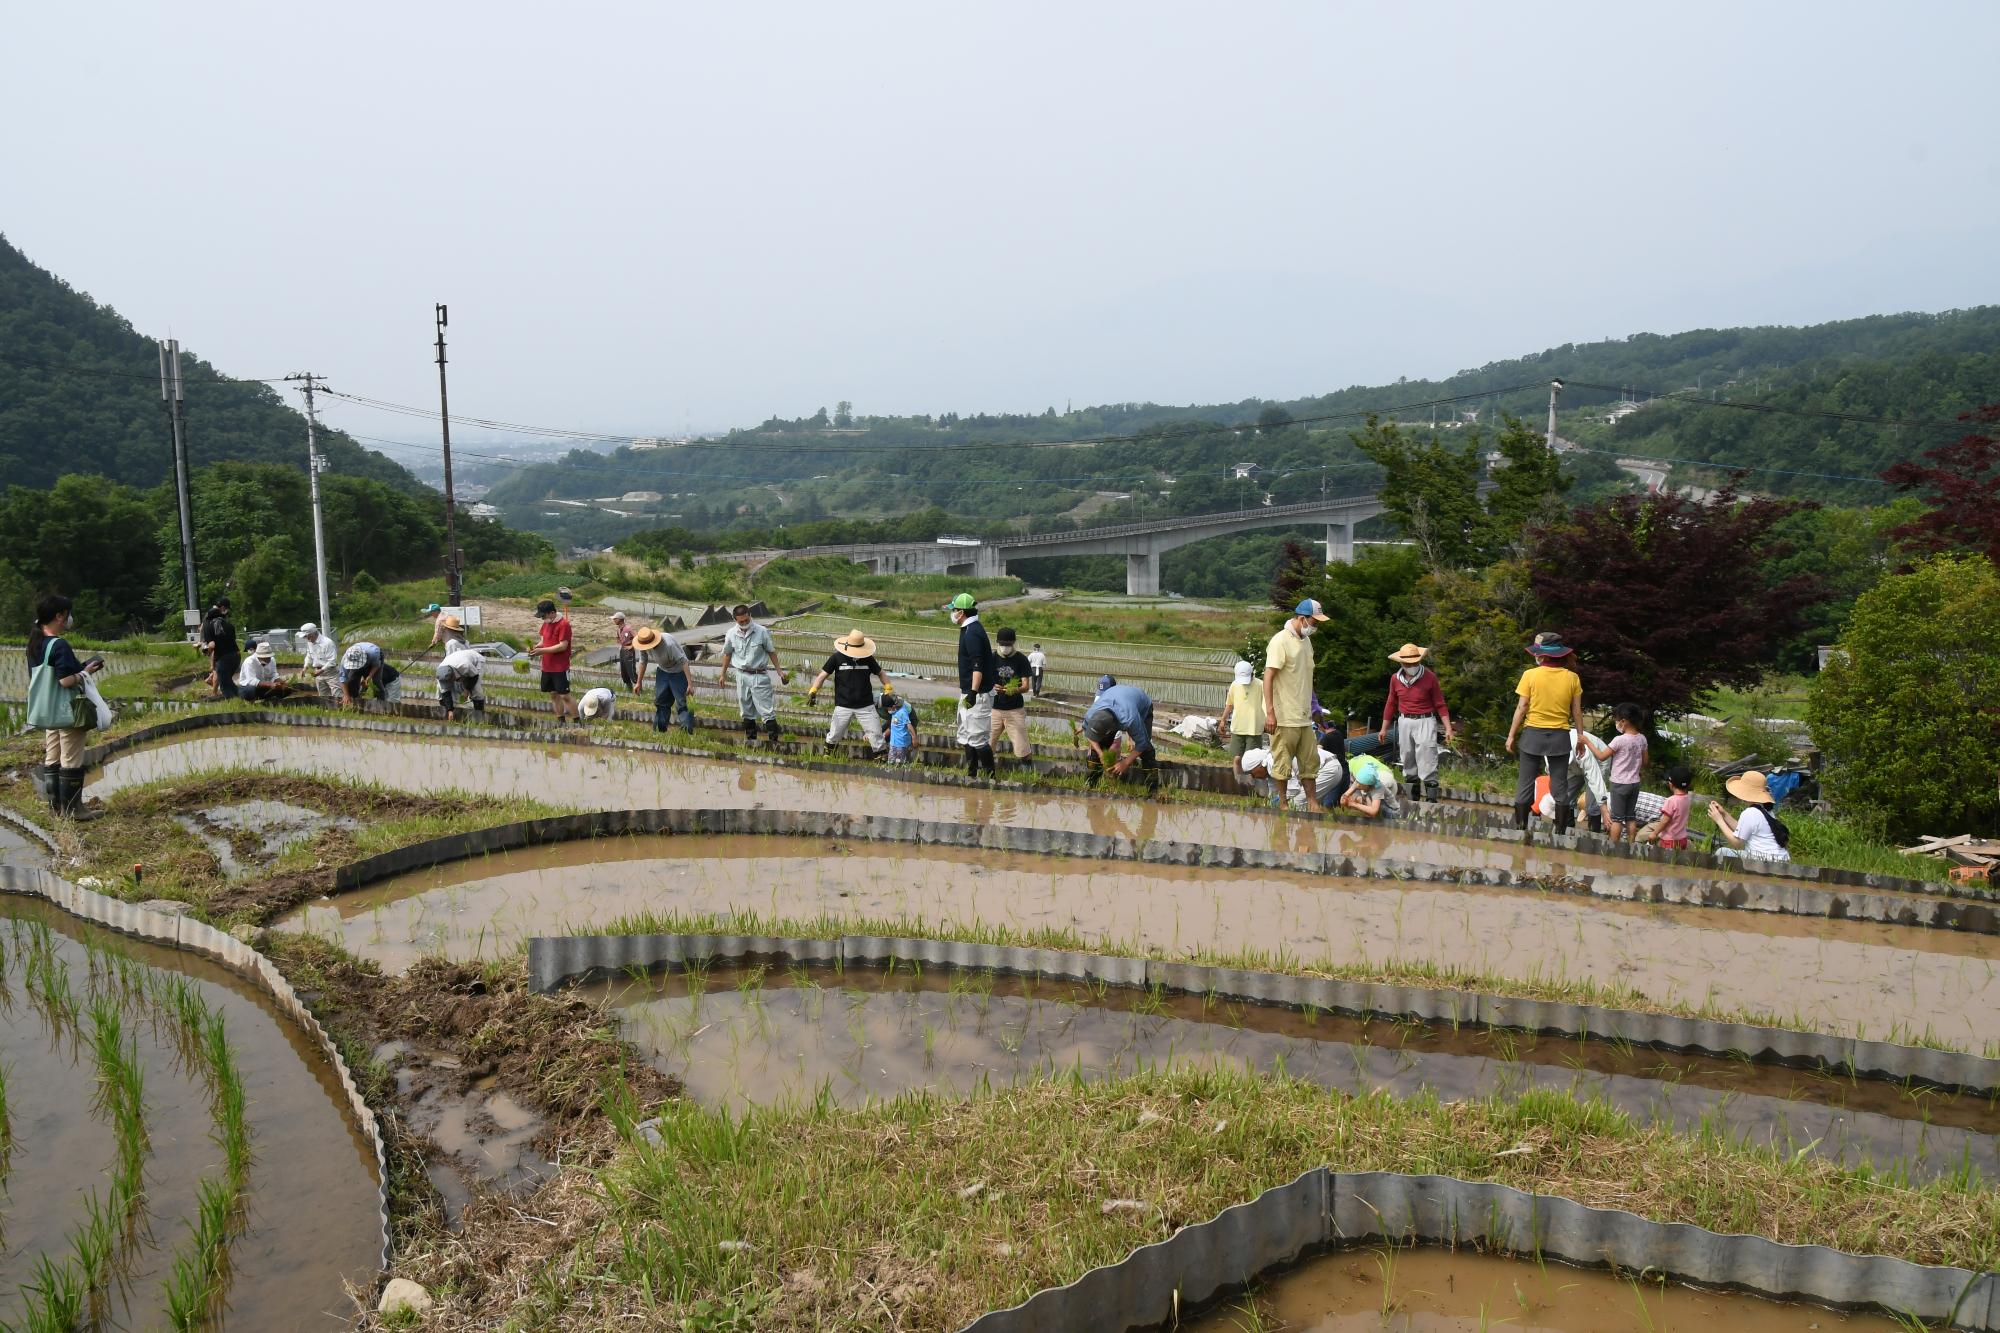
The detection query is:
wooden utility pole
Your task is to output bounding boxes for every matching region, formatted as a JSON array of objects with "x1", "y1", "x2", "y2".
[{"x1": 434, "y1": 303, "x2": 463, "y2": 605}]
